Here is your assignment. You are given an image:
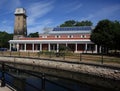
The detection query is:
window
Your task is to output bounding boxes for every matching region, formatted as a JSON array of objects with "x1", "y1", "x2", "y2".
[
  {"x1": 55, "y1": 35, "x2": 60, "y2": 38},
  {"x1": 42, "y1": 36, "x2": 47, "y2": 38},
  {"x1": 68, "y1": 35, "x2": 73, "y2": 38},
  {"x1": 81, "y1": 35, "x2": 86, "y2": 38}
]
